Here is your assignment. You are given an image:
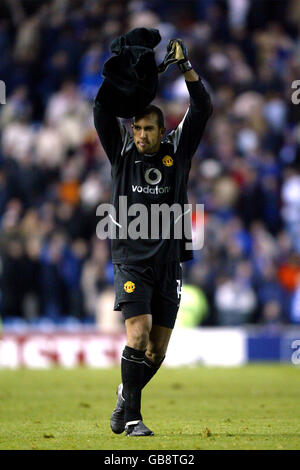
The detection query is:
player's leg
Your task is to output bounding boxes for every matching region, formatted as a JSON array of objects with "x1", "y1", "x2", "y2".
[
  {"x1": 120, "y1": 321, "x2": 173, "y2": 437},
  {"x1": 122, "y1": 309, "x2": 154, "y2": 435},
  {"x1": 125, "y1": 312, "x2": 152, "y2": 350},
  {"x1": 110, "y1": 263, "x2": 179, "y2": 436},
  {"x1": 110, "y1": 307, "x2": 174, "y2": 435},
  {"x1": 142, "y1": 324, "x2": 173, "y2": 387},
  {"x1": 110, "y1": 263, "x2": 154, "y2": 435},
  {"x1": 140, "y1": 260, "x2": 182, "y2": 386},
  {"x1": 122, "y1": 312, "x2": 152, "y2": 426},
  {"x1": 110, "y1": 309, "x2": 153, "y2": 435}
]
